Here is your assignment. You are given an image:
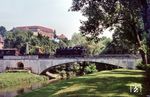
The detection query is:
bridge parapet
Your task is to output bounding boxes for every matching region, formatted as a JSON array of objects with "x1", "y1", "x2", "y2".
[
  {"x1": 3, "y1": 56, "x2": 39, "y2": 60},
  {"x1": 2, "y1": 54, "x2": 141, "y2": 60},
  {"x1": 98, "y1": 54, "x2": 141, "y2": 59}
]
